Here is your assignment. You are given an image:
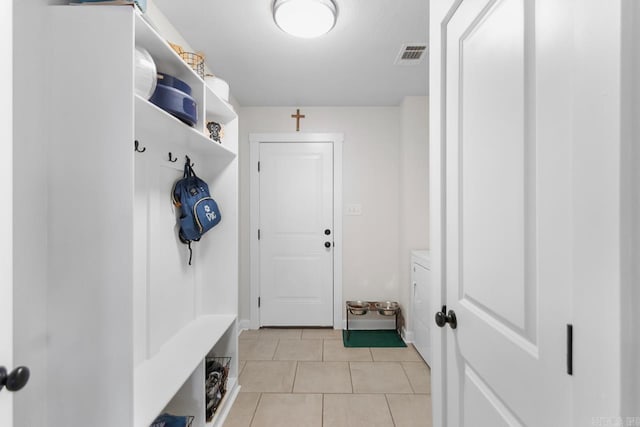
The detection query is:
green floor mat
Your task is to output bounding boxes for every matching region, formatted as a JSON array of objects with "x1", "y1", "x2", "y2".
[{"x1": 342, "y1": 329, "x2": 407, "y2": 348}]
